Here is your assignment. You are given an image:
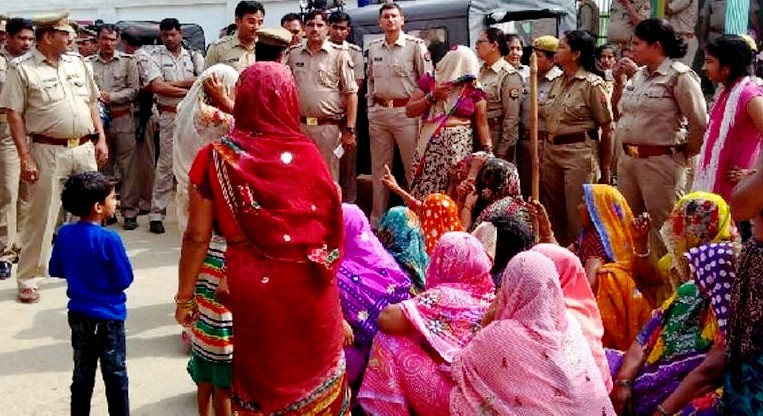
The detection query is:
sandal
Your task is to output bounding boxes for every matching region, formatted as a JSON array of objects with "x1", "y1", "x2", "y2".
[{"x1": 18, "y1": 288, "x2": 40, "y2": 304}]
